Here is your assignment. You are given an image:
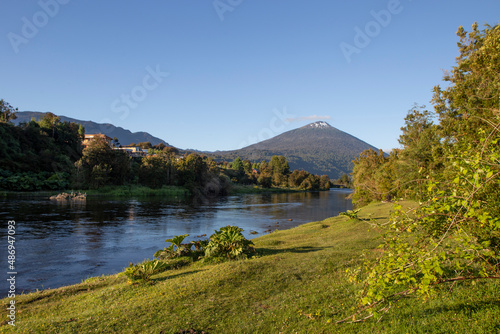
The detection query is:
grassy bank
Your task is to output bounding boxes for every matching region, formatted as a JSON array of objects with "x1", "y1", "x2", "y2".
[{"x1": 1, "y1": 202, "x2": 499, "y2": 333}]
